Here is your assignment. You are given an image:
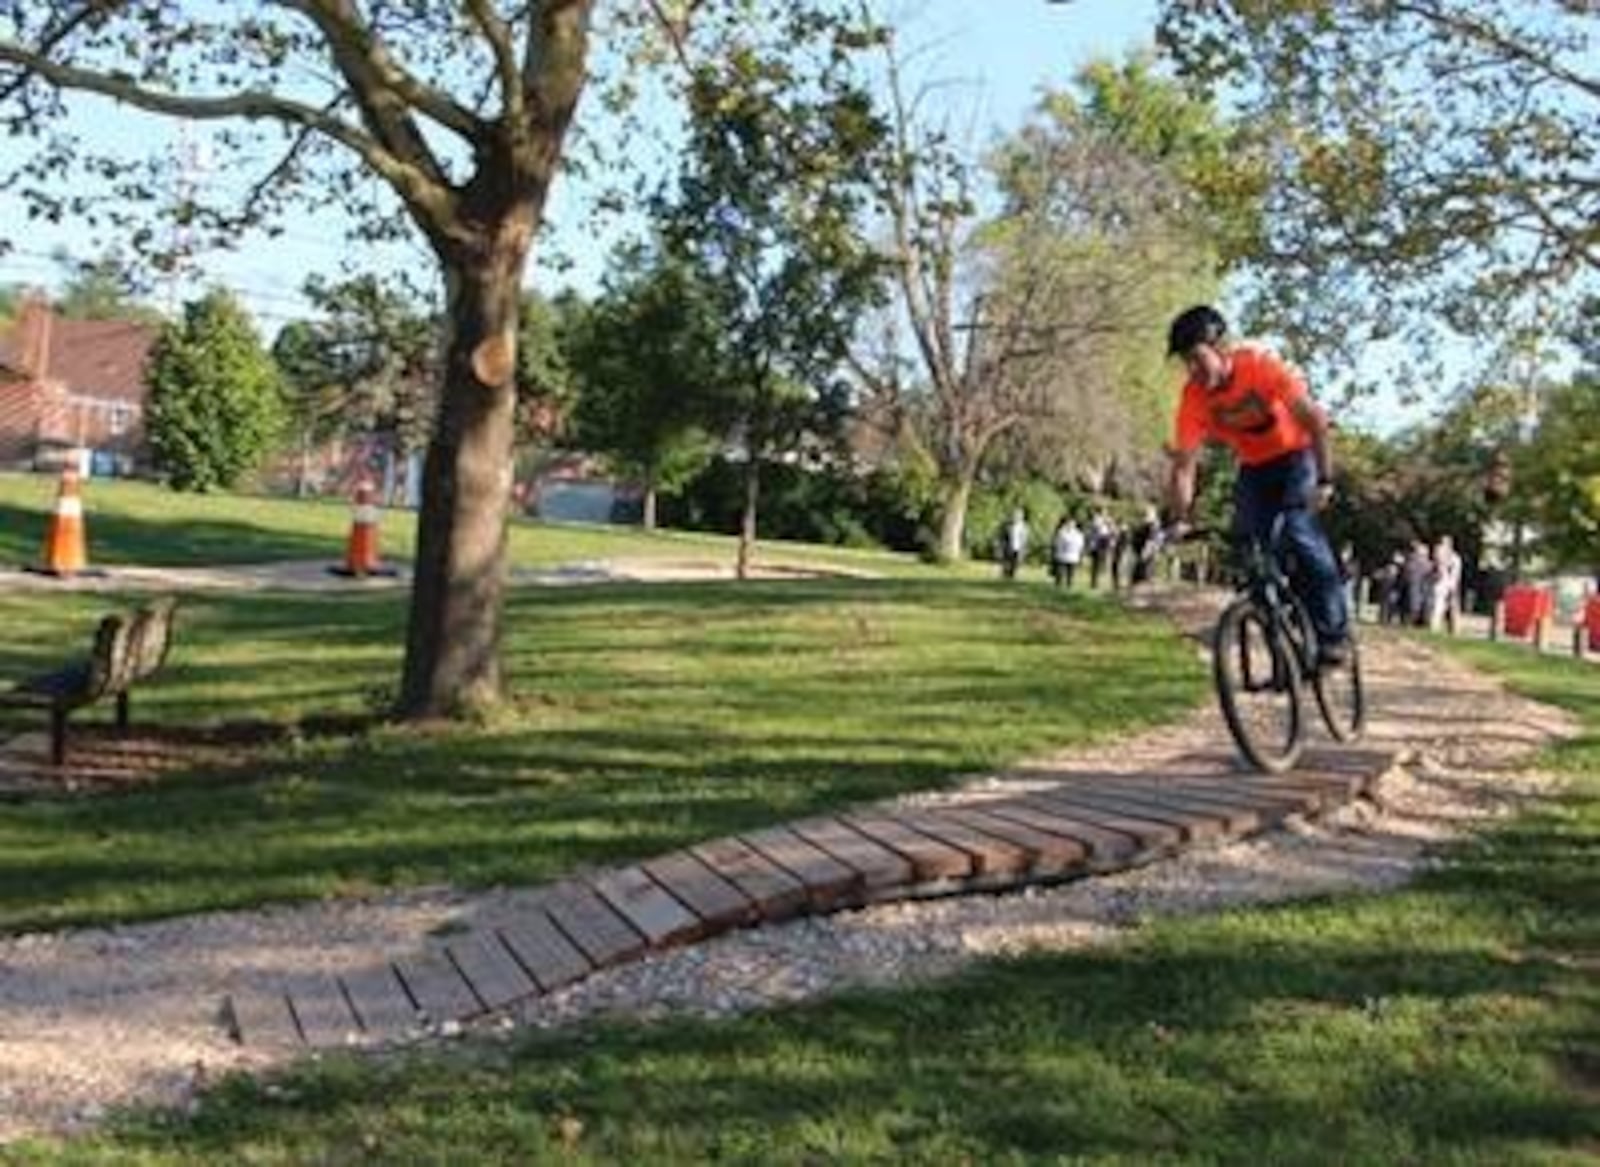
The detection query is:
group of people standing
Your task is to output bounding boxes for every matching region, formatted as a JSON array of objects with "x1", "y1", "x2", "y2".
[
  {"x1": 1375, "y1": 535, "x2": 1463, "y2": 632},
  {"x1": 996, "y1": 507, "x2": 1164, "y2": 590}
]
